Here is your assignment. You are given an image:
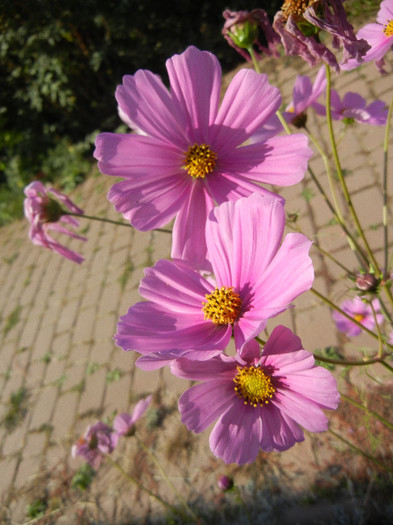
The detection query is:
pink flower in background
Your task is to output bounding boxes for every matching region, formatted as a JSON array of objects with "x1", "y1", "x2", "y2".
[
  {"x1": 329, "y1": 90, "x2": 388, "y2": 125},
  {"x1": 282, "y1": 66, "x2": 326, "y2": 127},
  {"x1": 341, "y1": 0, "x2": 393, "y2": 72},
  {"x1": 72, "y1": 421, "x2": 119, "y2": 469},
  {"x1": 24, "y1": 181, "x2": 86, "y2": 264},
  {"x1": 332, "y1": 297, "x2": 384, "y2": 336},
  {"x1": 172, "y1": 326, "x2": 339, "y2": 465},
  {"x1": 273, "y1": 0, "x2": 370, "y2": 72},
  {"x1": 115, "y1": 194, "x2": 314, "y2": 358},
  {"x1": 94, "y1": 46, "x2": 312, "y2": 269},
  {"x1": 222, "y1": 9, "x2": 280, "y2": 62},
  {"x1": 113, "y1": 394, "x2": 152, "y2": 436}
]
